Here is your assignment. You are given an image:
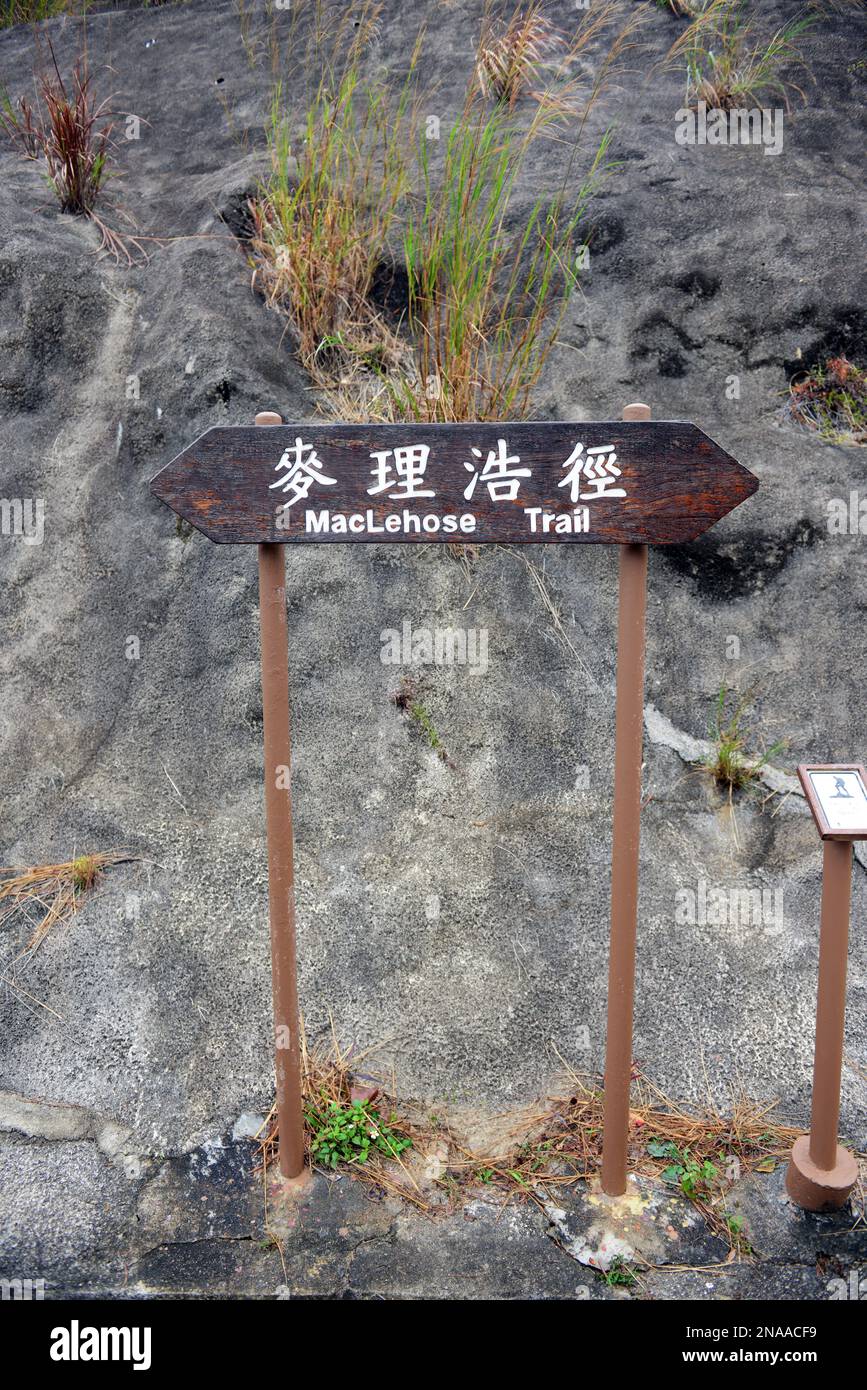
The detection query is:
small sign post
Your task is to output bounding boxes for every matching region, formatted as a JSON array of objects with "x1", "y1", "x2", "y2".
[
  {"x1": 786, "y1": 763, "x2": 867, "y2": 1211},
  {"x1": 151, "y1": 405, "x2": 757, "y2": 1186}
]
